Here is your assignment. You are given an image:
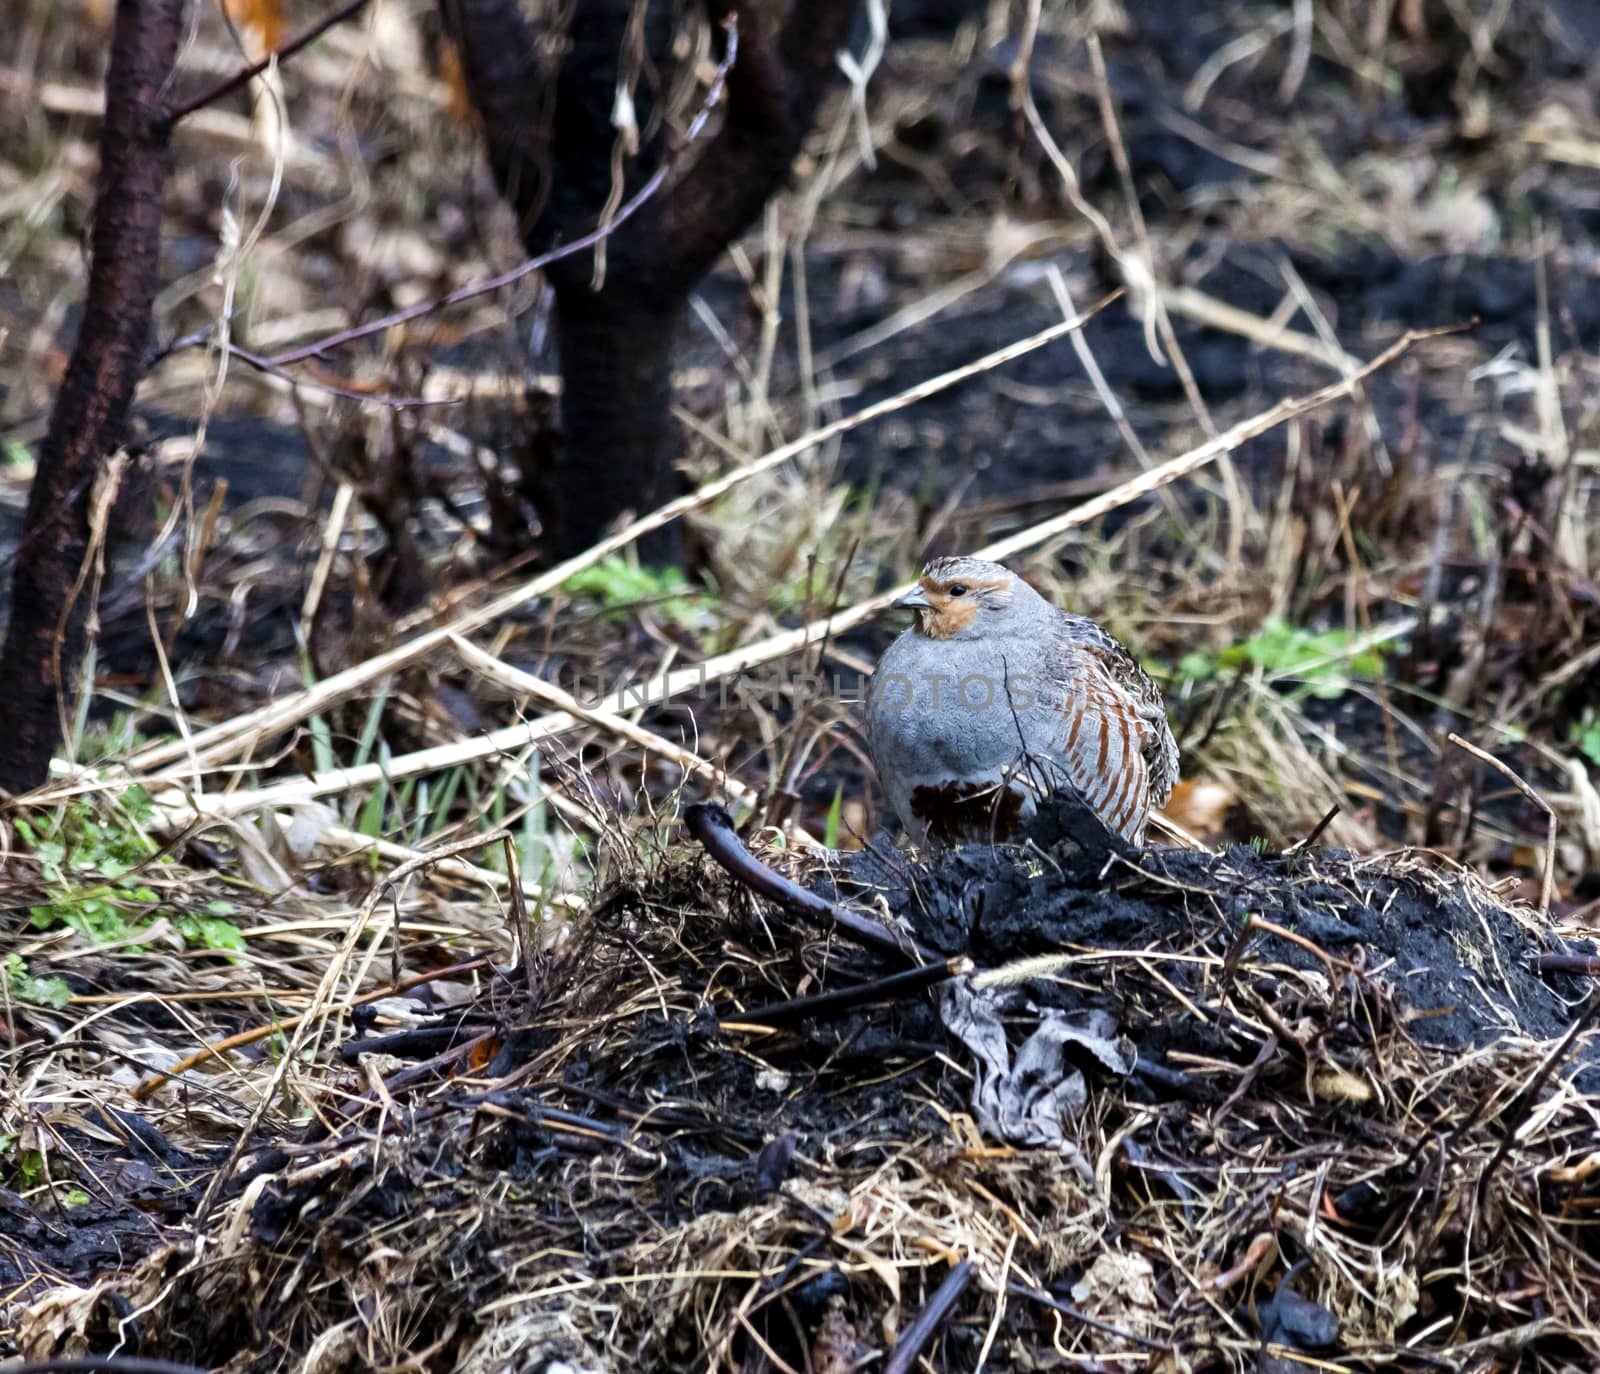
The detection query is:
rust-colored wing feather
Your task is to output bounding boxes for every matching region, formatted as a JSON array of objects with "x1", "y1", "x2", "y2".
[{"x1": 1040, "y1": 614, "x2": 1179, "y2": 843}]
